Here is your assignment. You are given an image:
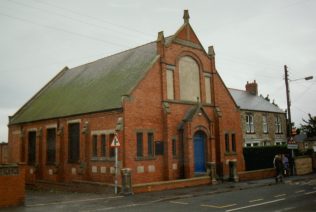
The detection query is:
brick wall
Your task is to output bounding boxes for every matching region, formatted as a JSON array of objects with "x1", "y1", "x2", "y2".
[
  {"x1": 295, "y1": 156, "x2": 312, "y2": 175},
  {"x1": 0, "y1": 163, "x2": 25, "y2": 207},
  {"x1": 0, "y1": 143, "x2": 8, "y2": 164},
  {"x1": 239, "y1": 168, "x2": 275, "y2": 181}
]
